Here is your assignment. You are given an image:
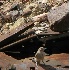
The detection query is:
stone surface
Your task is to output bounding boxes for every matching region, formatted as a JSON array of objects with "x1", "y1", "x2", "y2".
[{"x1": 0, "y1": 52, "x2": 69, "y2": 70}]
